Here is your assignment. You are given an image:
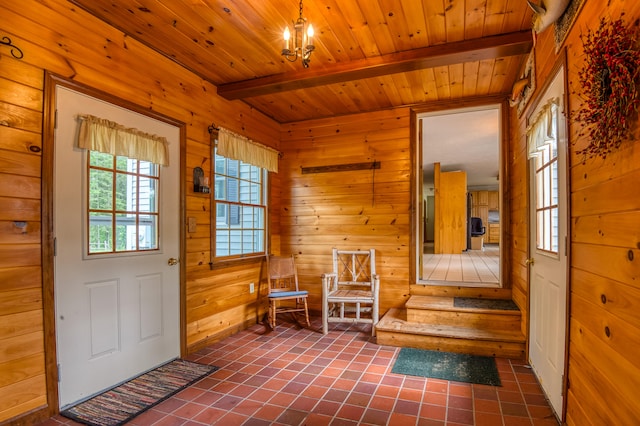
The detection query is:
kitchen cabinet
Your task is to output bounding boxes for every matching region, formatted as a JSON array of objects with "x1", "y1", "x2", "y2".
[
  {"x1": 488, "y1": 223, "x2": 500, "y2": 244},
  {"x1": 488, "y1": 191, "x2": 499, "y2": 210},
  {"x1": 470, "y1": 190, "x2": 499, "y2": 244}
]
